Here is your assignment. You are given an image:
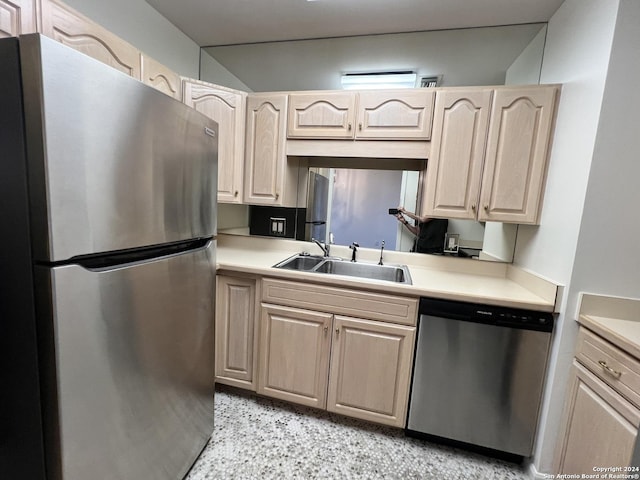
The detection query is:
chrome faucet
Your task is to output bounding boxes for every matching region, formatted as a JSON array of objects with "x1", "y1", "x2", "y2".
[
  {"x1": 350, "y1": 242, "x2": 359, "y2": 262},
  {"x1": 312, "y1": 237, "x2": 330, "y2": 257},
  {"x1": 378, "y1": 240, "x2": 385, "y2": 265}
]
